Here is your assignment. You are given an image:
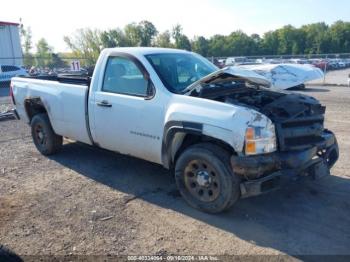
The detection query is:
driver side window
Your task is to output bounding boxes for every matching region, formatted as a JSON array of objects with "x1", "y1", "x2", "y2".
[{"x1": 102, "y1": 56, "x2": 149, "y2": 97}]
